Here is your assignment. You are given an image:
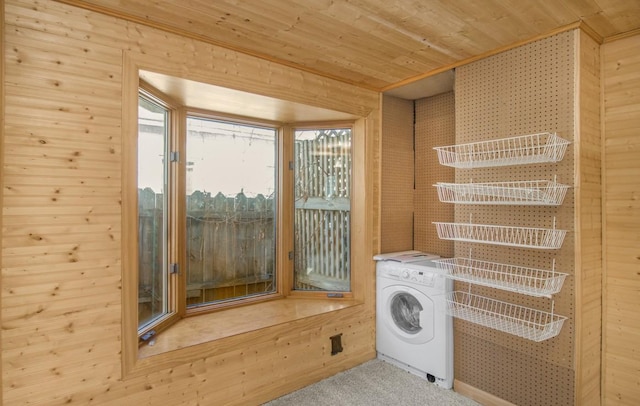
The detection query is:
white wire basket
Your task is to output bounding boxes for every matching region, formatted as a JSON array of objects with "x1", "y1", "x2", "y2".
[
  {"x1": 433, "y1": 221, "x2": 567, "y2": 249},
  {"x1": 433, "y1": 179, "x2": 570, "y2": 206},
  {"x1": 433, "y1": 132, "x2": 571, "y2": 168},
  {"x1": 433, "y1": 257, "x2": 568, "y2": 297},
  {"x1": 446, "y1": 291, "x2": 567, "y2": 341}
]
